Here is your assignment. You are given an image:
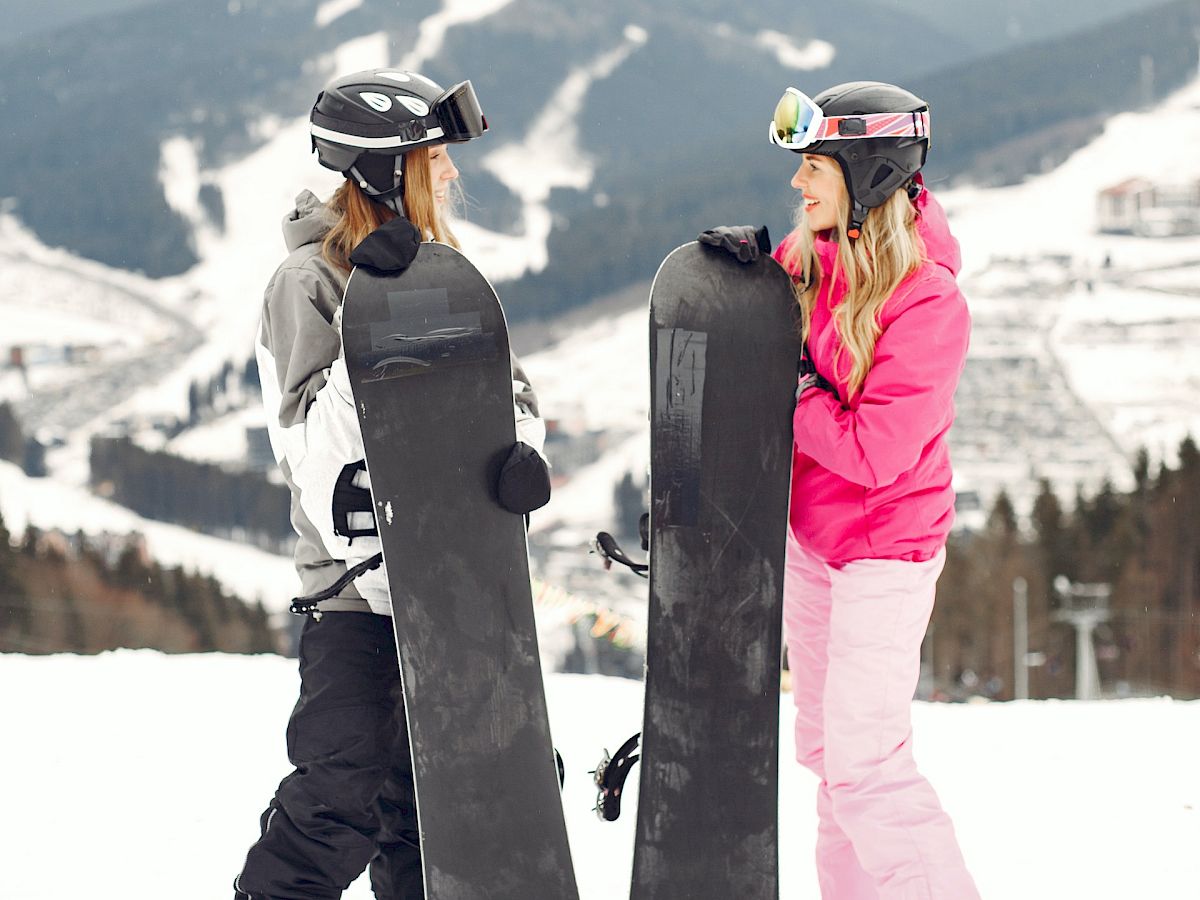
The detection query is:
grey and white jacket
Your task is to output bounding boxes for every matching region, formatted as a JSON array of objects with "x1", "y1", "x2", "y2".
[{"x1": 255, "y1": 190, "x2": 546, "y2": 616}]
